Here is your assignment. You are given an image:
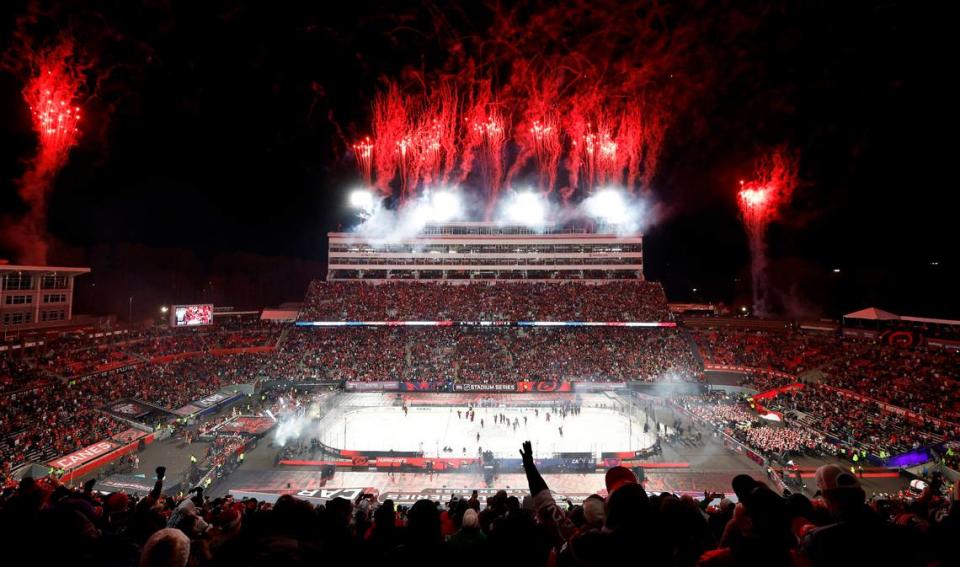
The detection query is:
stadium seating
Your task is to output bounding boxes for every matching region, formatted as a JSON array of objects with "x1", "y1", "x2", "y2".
[
  {"x1": 300, "y1": 280, "x2": 673, "y2": 321},
  {"x1": 277, "y1": 327, "x2": 701, "y2": 383}
]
